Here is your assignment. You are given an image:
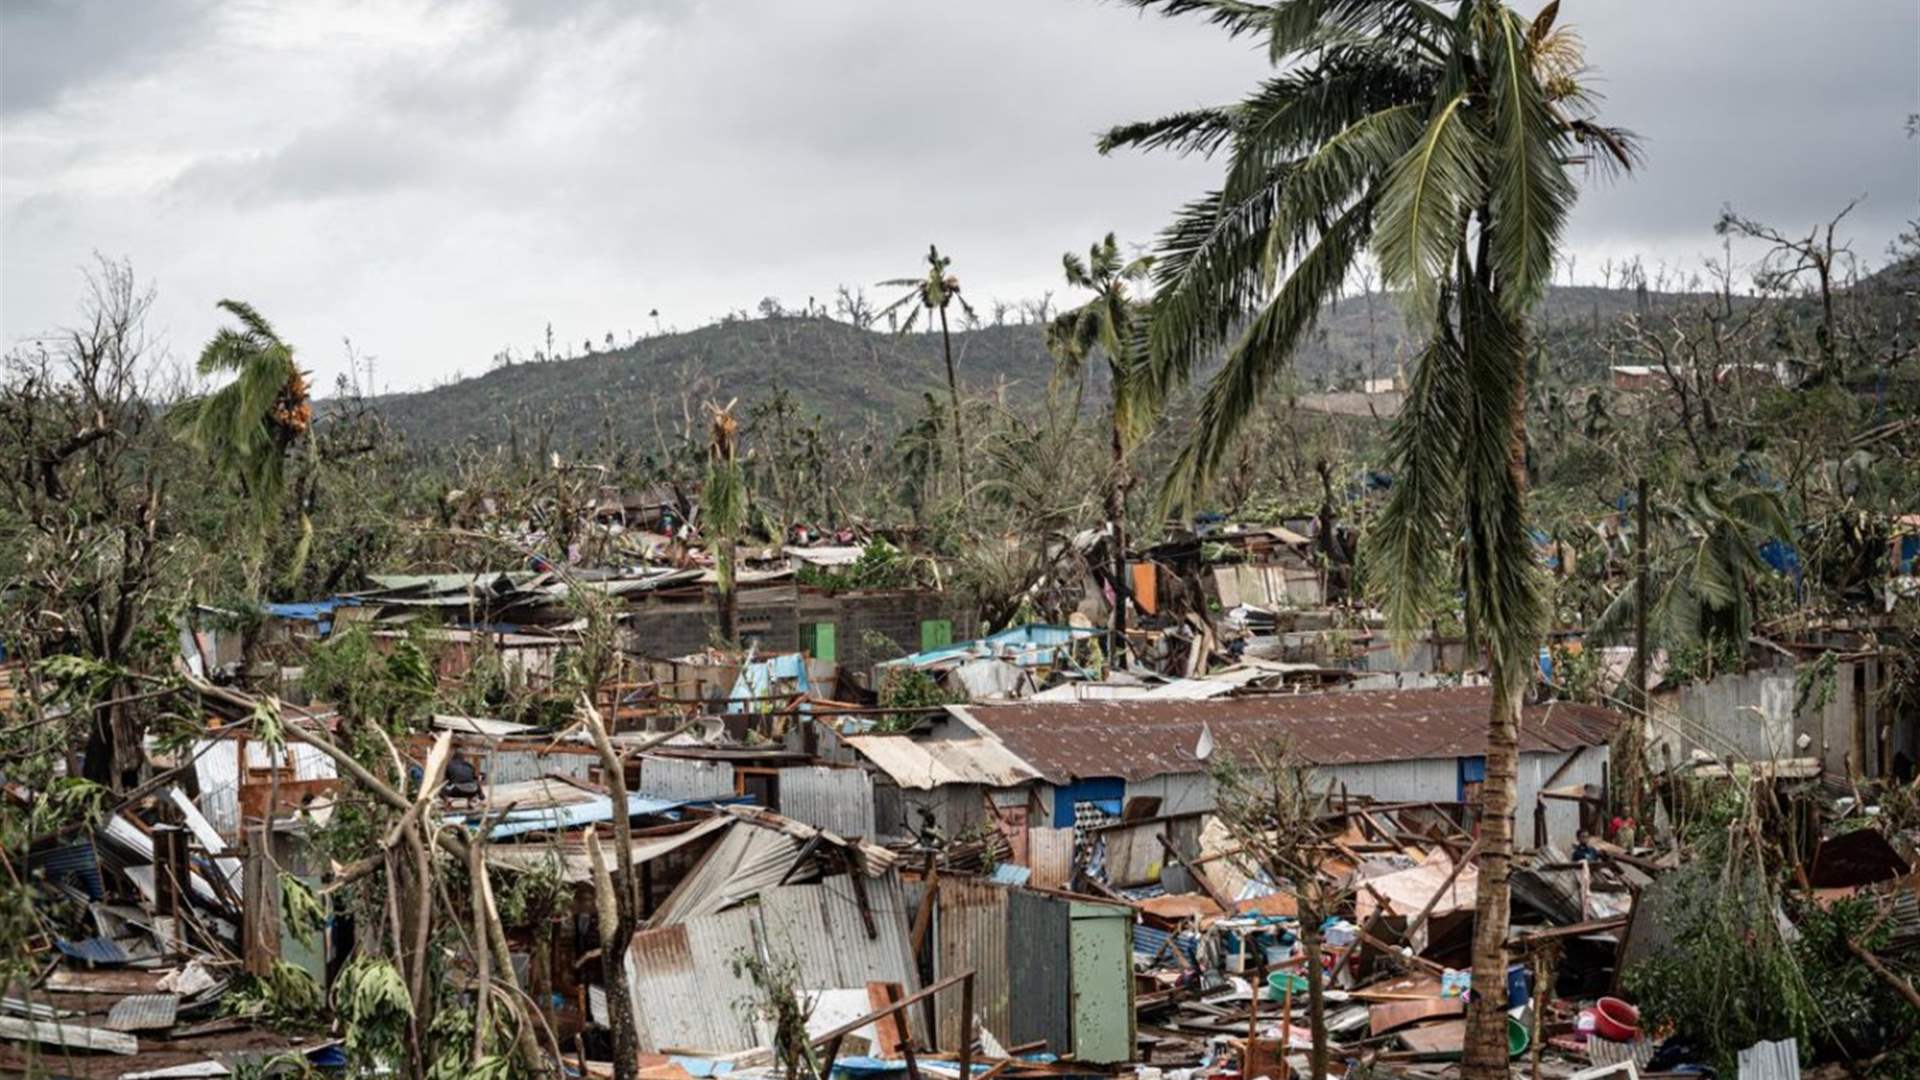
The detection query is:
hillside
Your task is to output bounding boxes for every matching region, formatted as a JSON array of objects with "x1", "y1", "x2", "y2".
[{"x1": 367, "y1": 283, "x2": 1733, "y2": 449}]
